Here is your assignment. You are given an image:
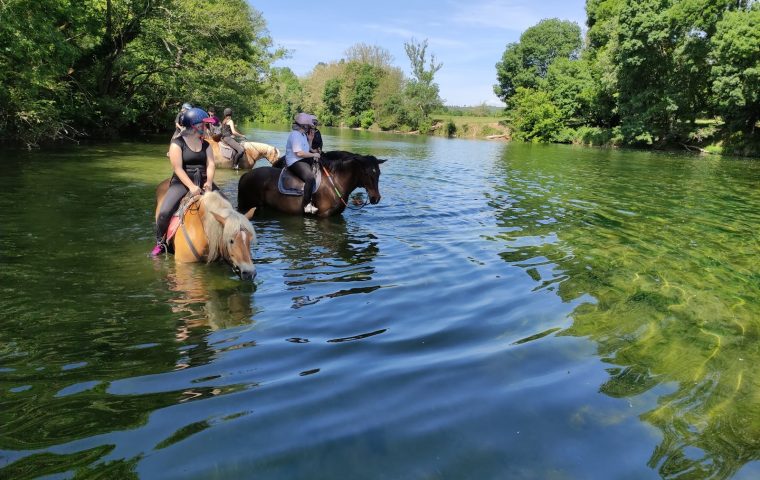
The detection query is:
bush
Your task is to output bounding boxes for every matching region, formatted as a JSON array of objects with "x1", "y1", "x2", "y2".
[
  {"x1": 360, "y1": 109, "x2": 375, "y2": 129},
  {"x1": 445, "y1": 120, "x2": 457, "y2": 137}
]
